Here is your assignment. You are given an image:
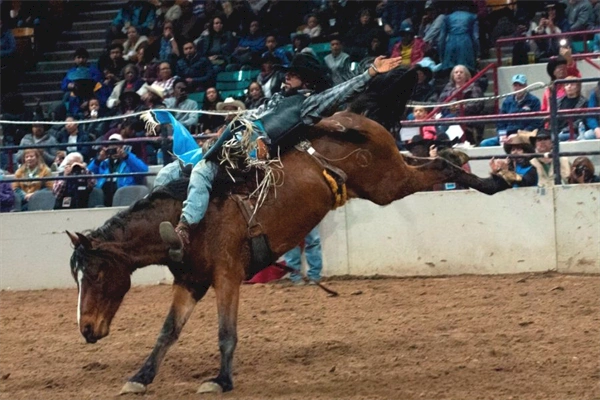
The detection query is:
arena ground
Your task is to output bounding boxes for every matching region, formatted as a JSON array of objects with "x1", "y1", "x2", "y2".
[{"x1": 0, "y1": 272, "x2": 598, "y2": 400}]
